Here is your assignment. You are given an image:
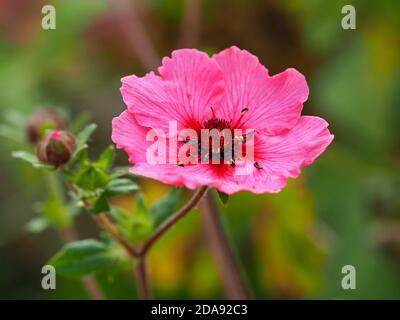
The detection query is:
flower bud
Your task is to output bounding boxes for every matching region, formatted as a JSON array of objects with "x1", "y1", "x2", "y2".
[
  {"x1": 25, "y1": 108, "x2": 68, "y2": 143},
  {"x1": 36, "y1": 131, "x2": 76, "y2": 167}
]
